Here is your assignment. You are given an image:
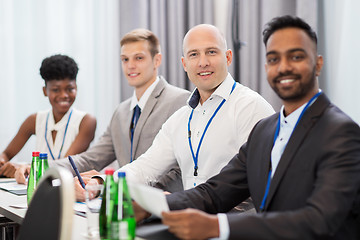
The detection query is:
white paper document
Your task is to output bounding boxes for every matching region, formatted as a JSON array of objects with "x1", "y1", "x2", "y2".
[
  {"x1": 0, "y1": 178, "x2": 17, "y2": 184},
  {"x1": 74, "y1": 201, "x2": 87, "y2": 214},
  {"x1": 9, "y1": 203, "x2": 28, "y2": 209},
  {"x1": 128, "y1": 182, "x2": 169, "y2": 218},
  {"x1": 0, "y1": 181, "x2": 27, "y2": 191},
  {"x1": 0, "y1": 180, "x2": 27, "y2": 195}
]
